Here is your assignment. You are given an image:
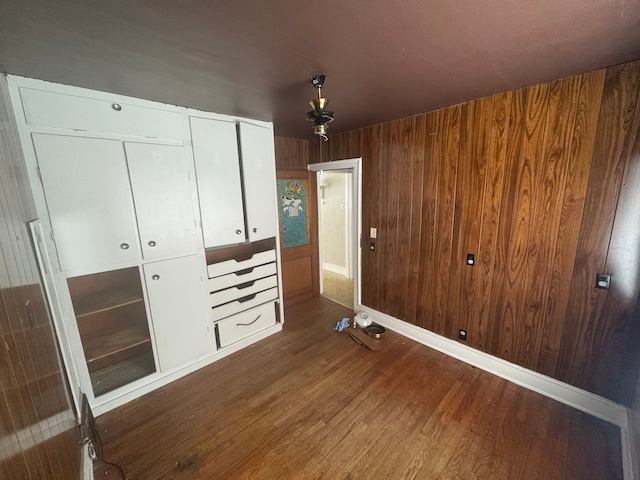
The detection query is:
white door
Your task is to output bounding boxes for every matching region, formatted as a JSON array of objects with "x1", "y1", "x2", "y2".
[
  {"x1": 238, "y1": 122, "x2": 278, "y2": 242},
  {"x1": 143, "y1": 254, "x2": 212, "y2": 371},
  {"x1": 125, "y1": 143, "x2": 200, "y2": 259},
  {"x1": 33, "y1": 134, "x2": 140, "y2": 271},
  {"x1": 190, "y1": 117, "x2": 246, "y2": 247}
]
